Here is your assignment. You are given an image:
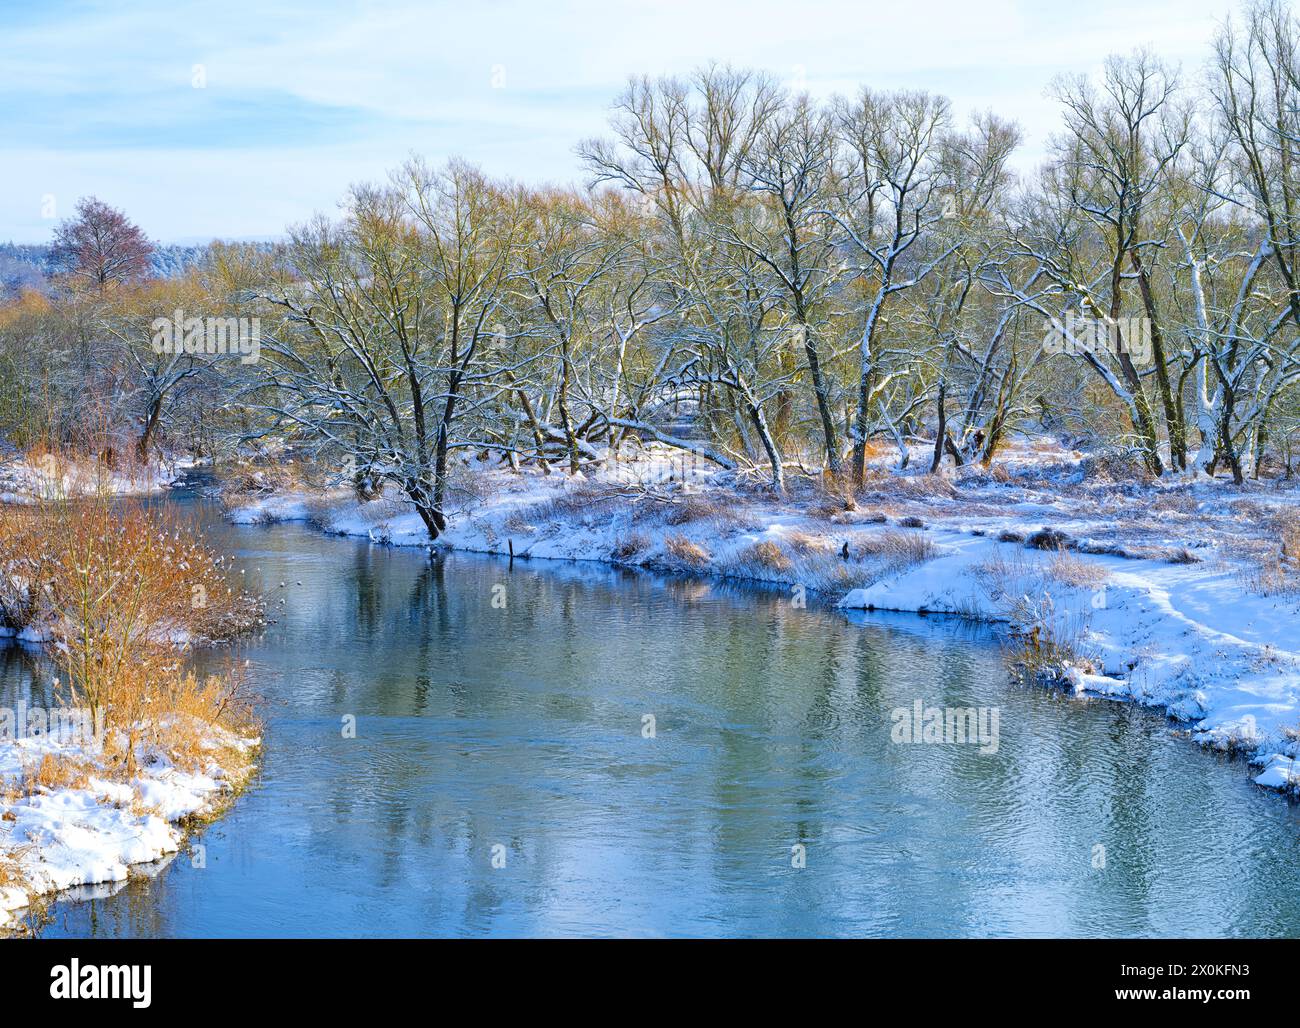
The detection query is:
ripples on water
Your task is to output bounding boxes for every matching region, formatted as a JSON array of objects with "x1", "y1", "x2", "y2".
[{"x1": 5, "y1": 496, "x2": 1299, "y2": 937}]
